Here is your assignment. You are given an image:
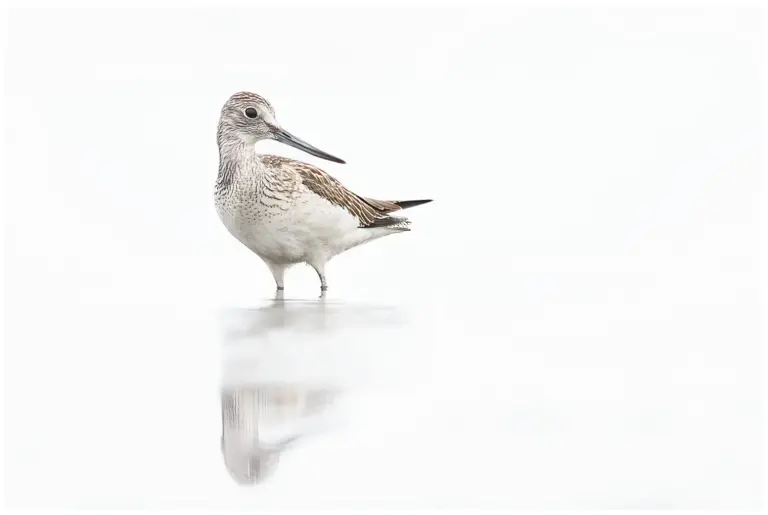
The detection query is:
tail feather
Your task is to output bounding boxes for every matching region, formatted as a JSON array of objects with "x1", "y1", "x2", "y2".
[
  {"x1": 393, "y1": 199, "x2": 433, "y2": 210},
  {"x1": 364, "y1": 198, "x2": 432, "y2": 231},
  {"x1": 357, "y1": 198, "x2": 432, "y2": 230}
]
